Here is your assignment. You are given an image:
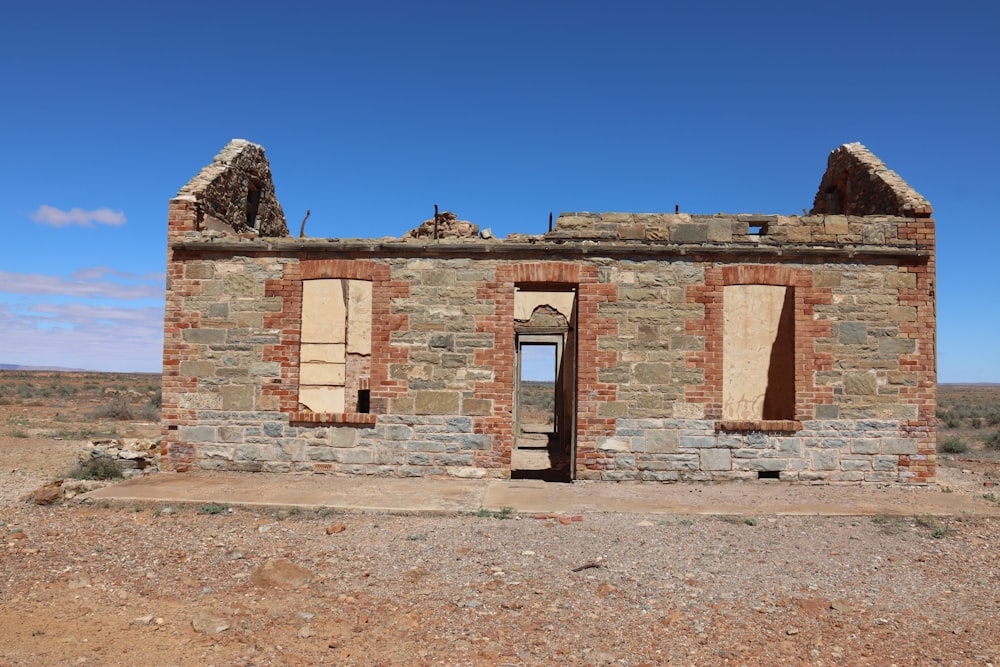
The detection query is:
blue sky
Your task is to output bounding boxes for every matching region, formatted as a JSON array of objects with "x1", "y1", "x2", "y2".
[{"x1": 1, "y1": 1, "x2": 996, "y2": 381}]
